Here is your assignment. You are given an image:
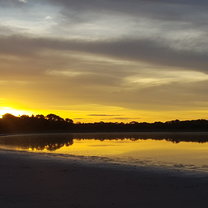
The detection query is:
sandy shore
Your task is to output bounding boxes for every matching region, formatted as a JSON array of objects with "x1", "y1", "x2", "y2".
[{"x1": 0, "y1": 150, "x2": 208, "y2": 208}]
